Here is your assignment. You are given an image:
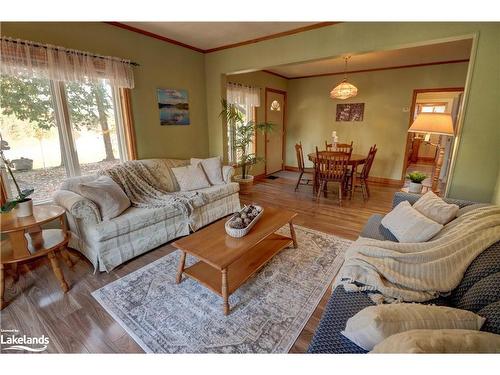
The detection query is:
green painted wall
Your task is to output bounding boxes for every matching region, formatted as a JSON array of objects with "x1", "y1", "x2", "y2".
[
  {"x1": 205, "y1": 22, "x2": 500, "y2": 202},
  {"x1": 226, "y1": 71, "x2": 288, "y2": 176},
  {"x1": 493, "y1": 167, "x2": 500, "y2": 205},
  {"x1": 286, "y1": 63, "x2": 468, "y2": 181},
  {"x1": 0, "y1": 22, "x2": 209, "y2": 160}
]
